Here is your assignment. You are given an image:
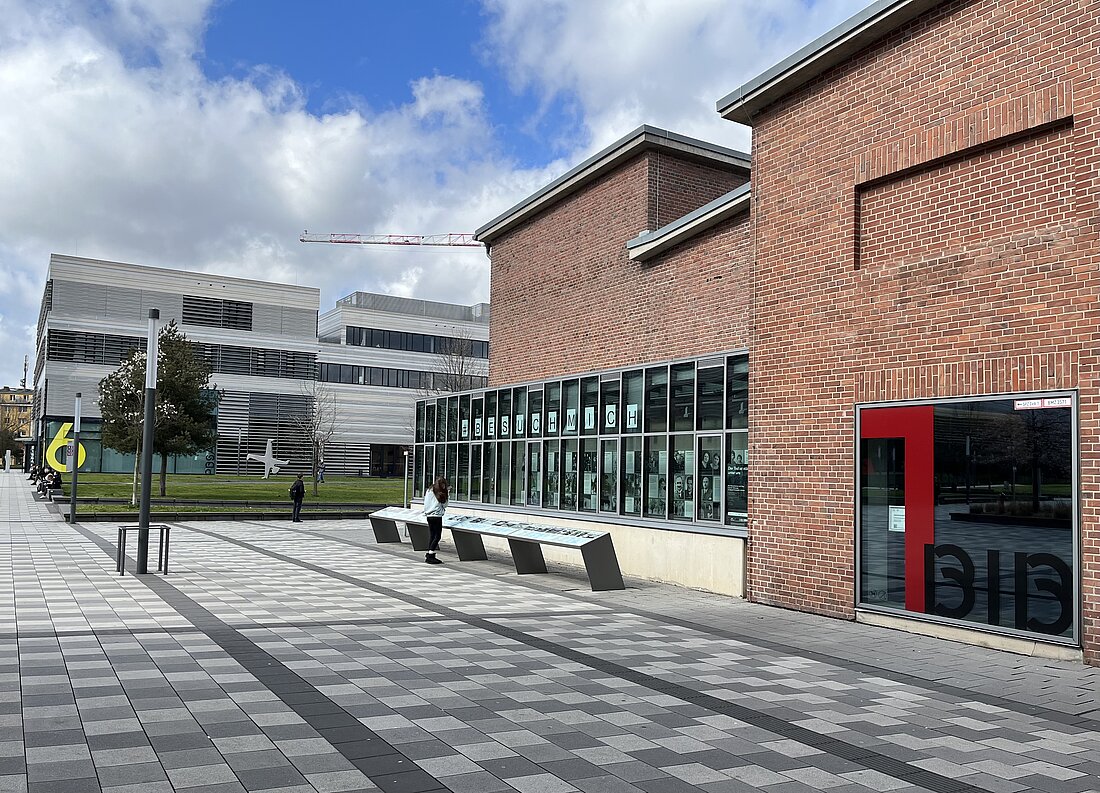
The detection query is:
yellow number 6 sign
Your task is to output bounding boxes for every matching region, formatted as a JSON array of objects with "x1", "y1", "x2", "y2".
[{"x1": 46, "y1": 422, "x2": 87, "y2": 472}]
